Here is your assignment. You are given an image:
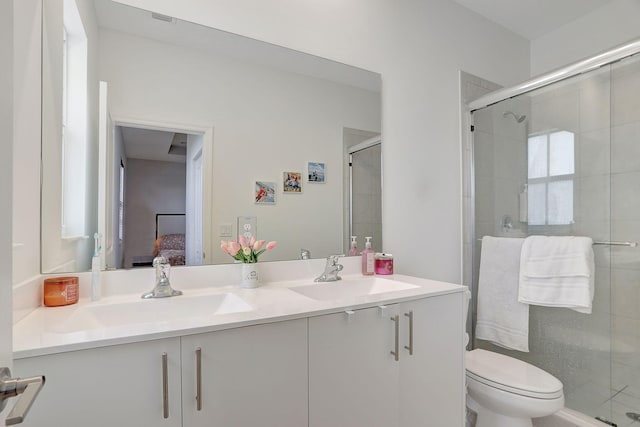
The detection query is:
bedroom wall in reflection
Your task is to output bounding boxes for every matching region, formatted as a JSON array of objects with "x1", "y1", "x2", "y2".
[{"x1": 124, "y1": 157, "x2": 186, "y2": 269}]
